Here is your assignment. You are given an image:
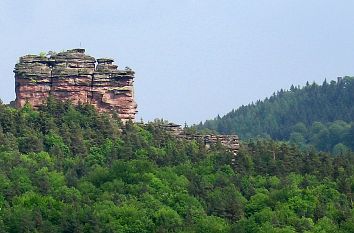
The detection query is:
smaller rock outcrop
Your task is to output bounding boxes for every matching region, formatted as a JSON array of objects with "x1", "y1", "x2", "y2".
[
  {"x1": 14, "y1": 49, "x2": 137, "y2": 122},
  {"x1": 159, "y1": 123, "x2": 240, "y2": 155}
]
